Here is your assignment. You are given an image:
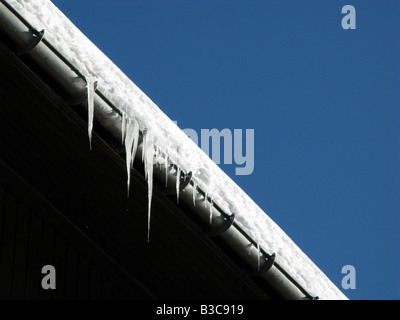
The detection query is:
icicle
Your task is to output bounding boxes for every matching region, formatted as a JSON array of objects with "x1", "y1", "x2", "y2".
[
  {"x1": 165, "y1": 155, "x2": 169, "y2": 187},
  {"x1": 257, "y1": 243, "x2": 261, "y2": 271},
  {"x1": 192, "y1": 183, "x2": 197, "y2": 207},
  {"x1": 121, "y1": 112, "x2": 127, "y2": 144},
  {"x1": 141, "y1": 131, "x2": 146, "y2": 162},
  {"x1": 204, "y1": 192, "x2": 208, "y2": 208},
  {"x1": 124, "y1": 117, "x2": 139, "y2": 197},
  {"x1": 131, "y1": 121, "x2": 139, "y2": 170},
  {"x1": 143, "y1": 130, "x2": 155, "y2": 242},
  {"x1": 86, "y1": 76, "x2": 95, "y2": 150},
  {"x1": 209, "y1": 198, "x2": 213, "y2": 224},
  {"x1": 176, "y1": 166, "x2": 181, "y2": 204},
  {"x1": 125, "y1": 120, "x2": 134, "y2": 196}
]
